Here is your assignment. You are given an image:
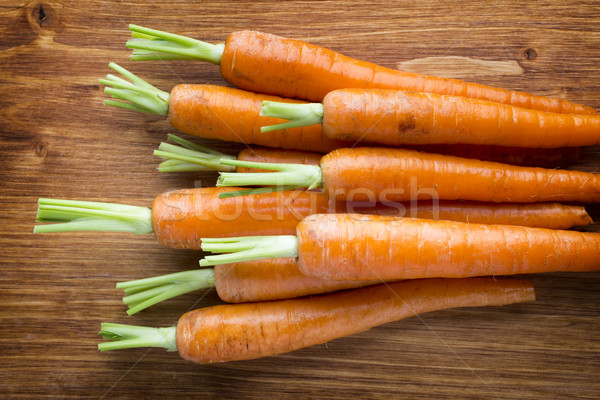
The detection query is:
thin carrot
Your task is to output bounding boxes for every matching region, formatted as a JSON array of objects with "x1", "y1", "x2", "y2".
[
  {"x1": 125, "y1": 24, "x2": 595, "y2": 114},
  {"x1": 159, "y1": 133, "x2": 583, "y2": 175},
  {"x1": 199, "y1": 214, "x2": 600, "y2": 282},
  {"x1": 32, "y1": 187, "x2": 594, "y2": 247},
  {"x1": 155, "y1": 134, "x2": 322, "y2": 173},
  {"x1": 216, "y1": 147, "x2": 600, "y2": 203},
  {"x1": 118, "y1": 258, "x2": 377, "y2": 314},
  {"x1": 98, "y1": 277, "x2": 535, "y2": 363},
  {"x1": 260, "y1": 89, "x2": 600, "y2": 148}
]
